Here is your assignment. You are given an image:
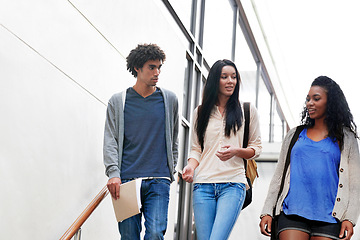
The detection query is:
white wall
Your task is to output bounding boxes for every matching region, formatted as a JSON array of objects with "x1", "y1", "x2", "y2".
[
  {"x1": 0, "y1": 0, "x2": 186, "y2": 239},
  {"x1": 6, "y1": 1, "x2": 356, "y2": 240}
]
